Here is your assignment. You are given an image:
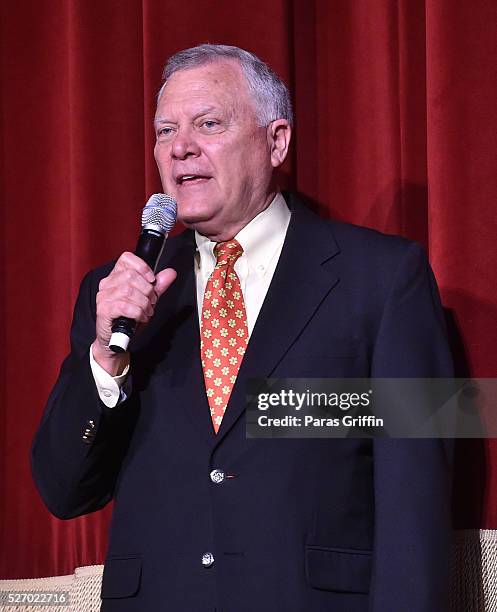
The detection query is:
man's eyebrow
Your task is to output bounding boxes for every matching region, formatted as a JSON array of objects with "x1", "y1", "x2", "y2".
[
  {"x1": 154, "y1": 117, "x2": 175, "y2": 126},
  {"x1": 193, "y1": 106, "x2": 220, "y2": 118},
  {"x1": 154, "y1": 107, "x2": 221, "y2": 125}
]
